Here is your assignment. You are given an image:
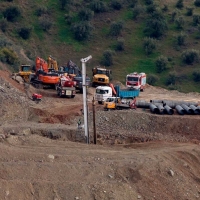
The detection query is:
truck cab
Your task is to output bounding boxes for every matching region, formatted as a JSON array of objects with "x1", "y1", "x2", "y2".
[
  {"x1": 92, "y1": 67, "x2": 112, "y2": 86},
  {"x1": 95, "y1": 86, "x2": 113, "y2": 104},
  {"x1": 126, "y1": 72, "x2": 146, "y2": 91}
]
